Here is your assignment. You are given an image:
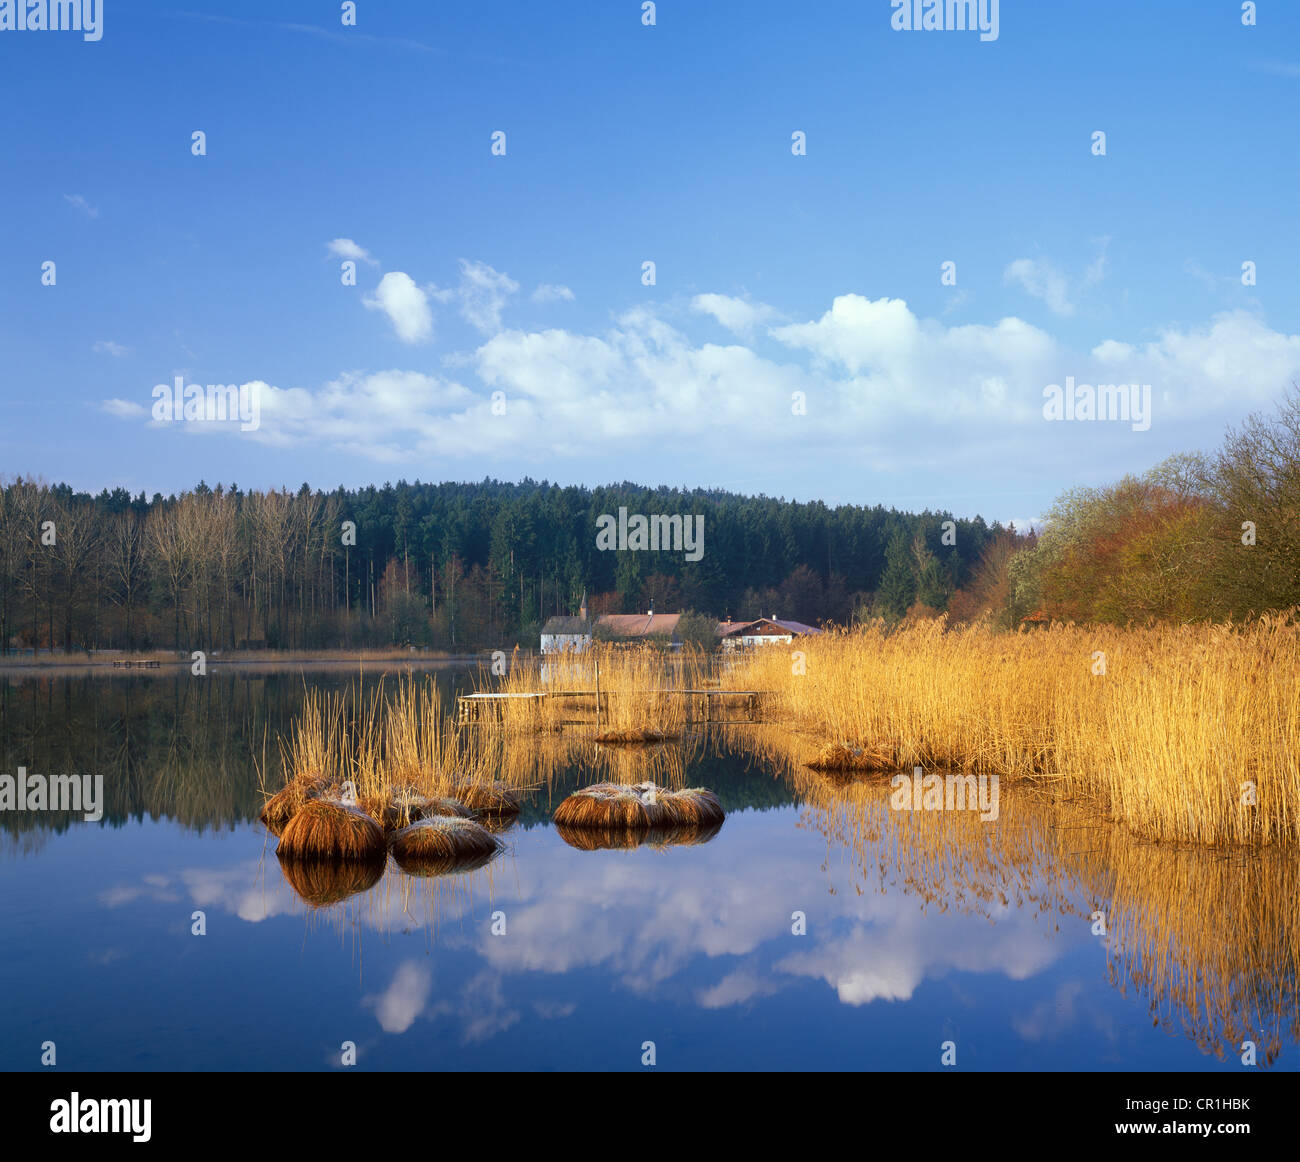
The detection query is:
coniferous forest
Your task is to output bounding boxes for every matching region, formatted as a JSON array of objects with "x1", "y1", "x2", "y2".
[{"x1": 0, "y1": 477, "x2": 1007, "y2": 653}]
